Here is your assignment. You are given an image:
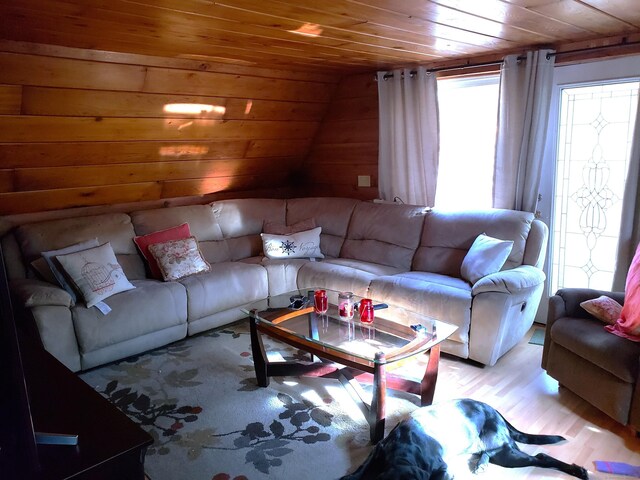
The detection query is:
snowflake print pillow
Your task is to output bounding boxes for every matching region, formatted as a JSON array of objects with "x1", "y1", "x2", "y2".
[{"x1": 261, "y1": 227, "x2": 324, "y2": 260}]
